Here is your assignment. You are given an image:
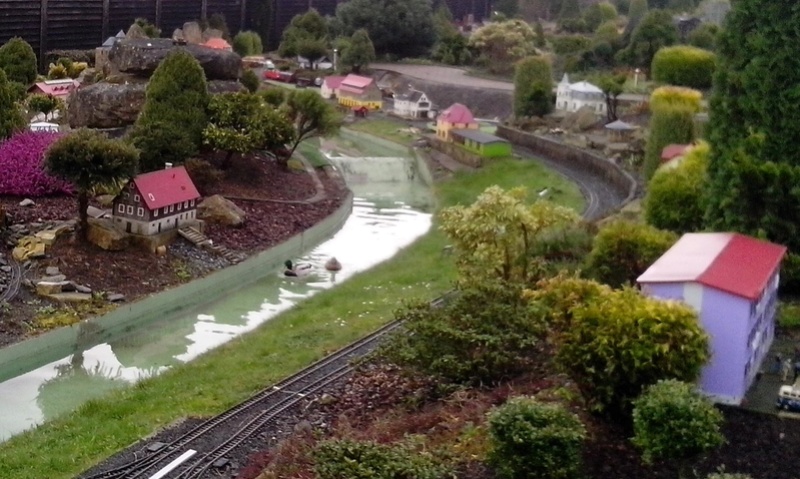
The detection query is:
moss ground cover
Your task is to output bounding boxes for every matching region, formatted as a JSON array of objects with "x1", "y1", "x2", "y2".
[{"x1": 0, "y1": 145, "x2": 582, "y2": 479}]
